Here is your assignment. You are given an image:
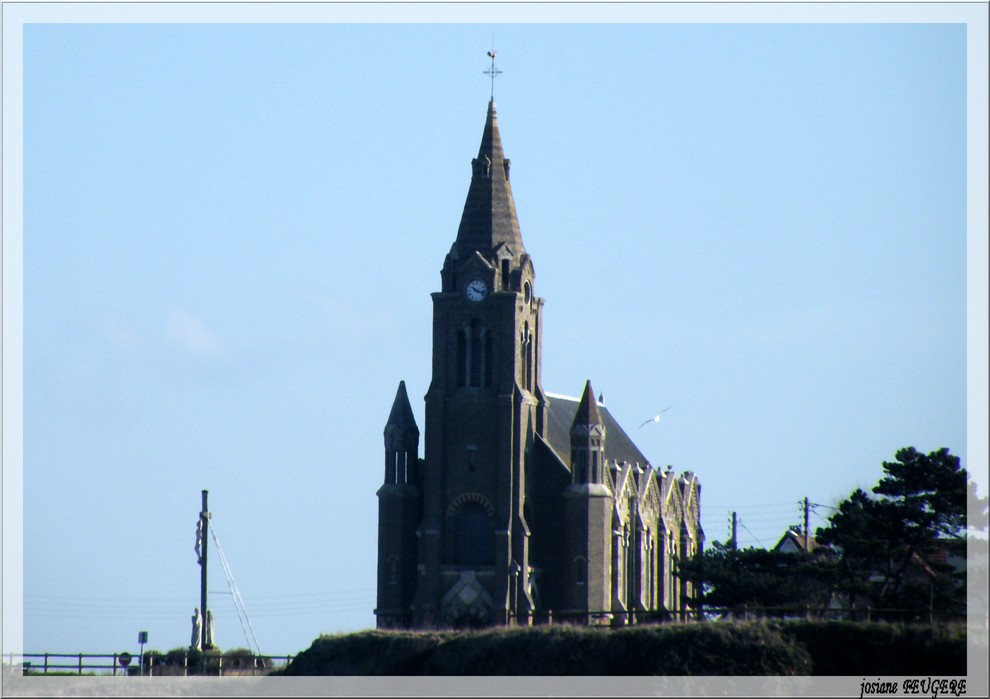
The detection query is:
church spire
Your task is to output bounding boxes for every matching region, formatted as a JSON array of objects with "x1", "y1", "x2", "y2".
[
  {"x1": 383, "y1": 380, "x2": 419, "y2": 486},
  {"x1": 452, "y1": 100, "x2": 525, "y2": 259},
  {"x1": 385, "y1": 380, "x2": 417, "y2": 432},
  {"x1": 570, "y1": 380, "x2": 606, "y2": 485},
  {"x1": 572, "y1": 380, "x2": 604, "y2": 431}
]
